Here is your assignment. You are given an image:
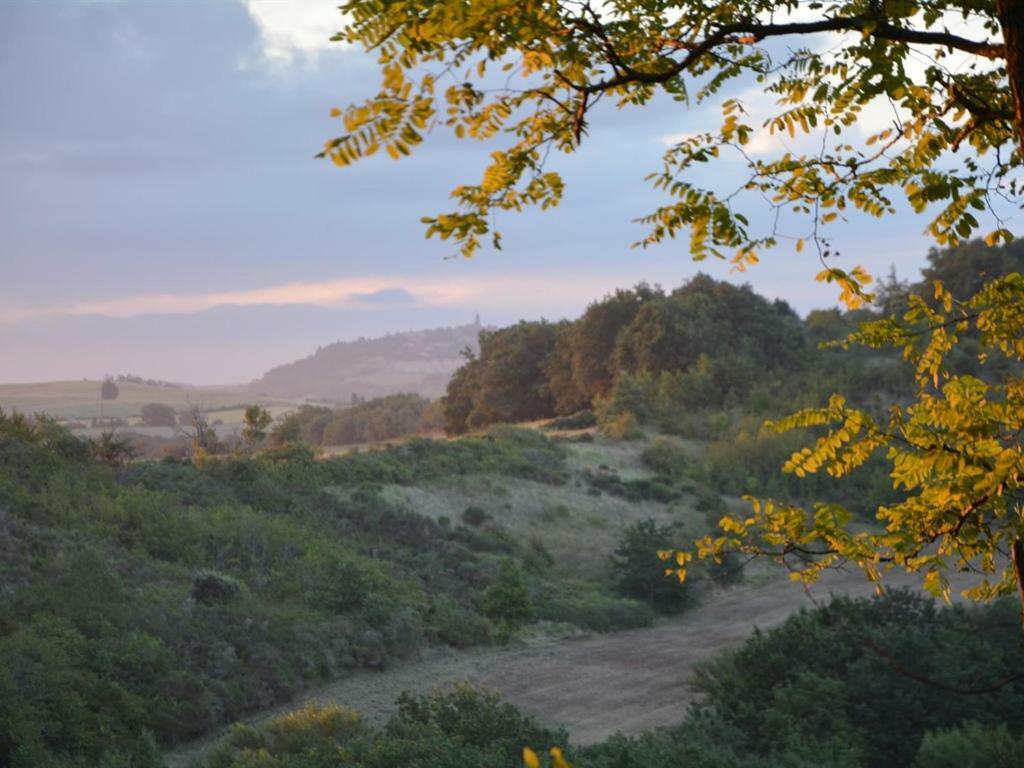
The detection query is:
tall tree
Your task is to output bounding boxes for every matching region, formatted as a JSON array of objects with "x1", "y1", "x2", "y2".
[
  {"x1": 570, "y1": 284, "x2": 661, "y2": 401},
  {"x1": 542, "y1": 321, "x2": 590, "y2": 416},
  {"x1": 466, "y1": 321, "x2": 559, "y2": 429}
]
